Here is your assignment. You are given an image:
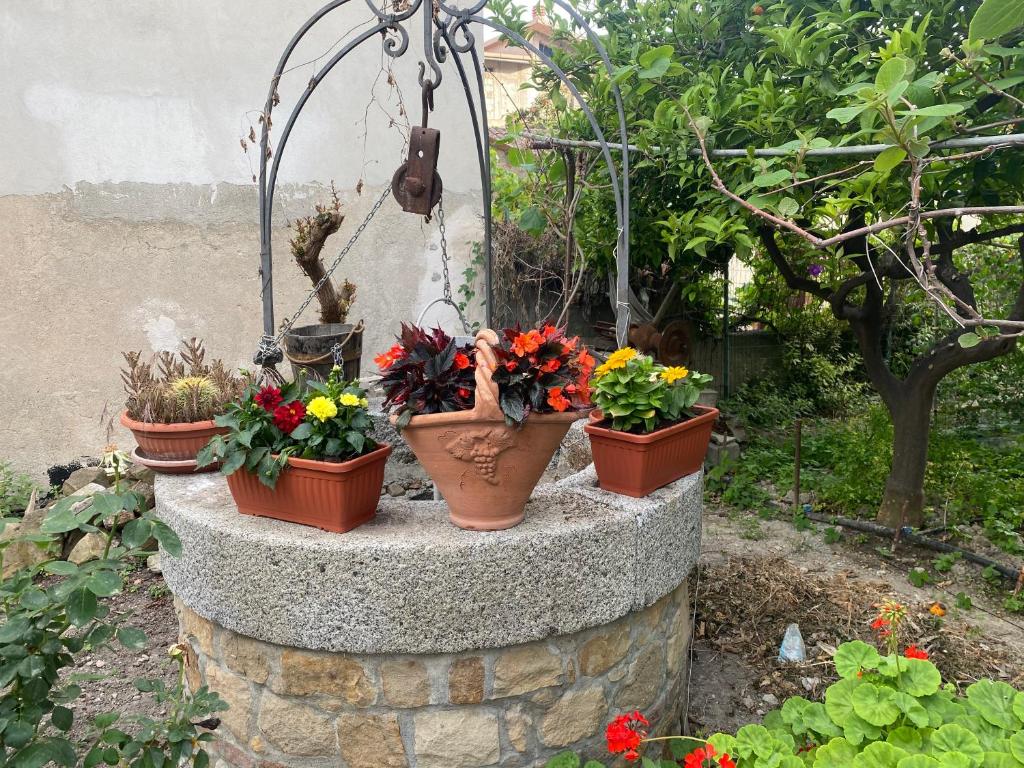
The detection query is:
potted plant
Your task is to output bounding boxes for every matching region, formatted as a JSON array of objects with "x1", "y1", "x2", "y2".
[
  {"x1": 584, "y1": 347, "x2": 717, "y2": 497},
  {"x1": 282, "y1": 184, "x2": 363, "y2": 382},
  {"x1": 197, "y1": 366, "x2": 390, "y2": 533},
  {"x1": 377, "y1": 323, "x2": 594, "y2": 530},
  {"x1": 120, "y1": 339, "x2": 246, "y2": 471}
]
